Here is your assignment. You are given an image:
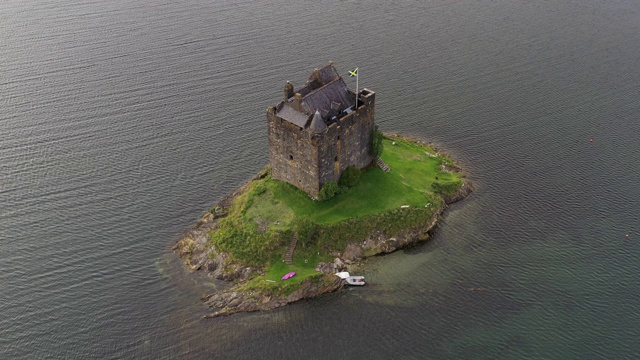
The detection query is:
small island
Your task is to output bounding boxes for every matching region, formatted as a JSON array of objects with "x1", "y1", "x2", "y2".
[{"x1": 174, "y1": 62, "x2": 472, "y2": 317}]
